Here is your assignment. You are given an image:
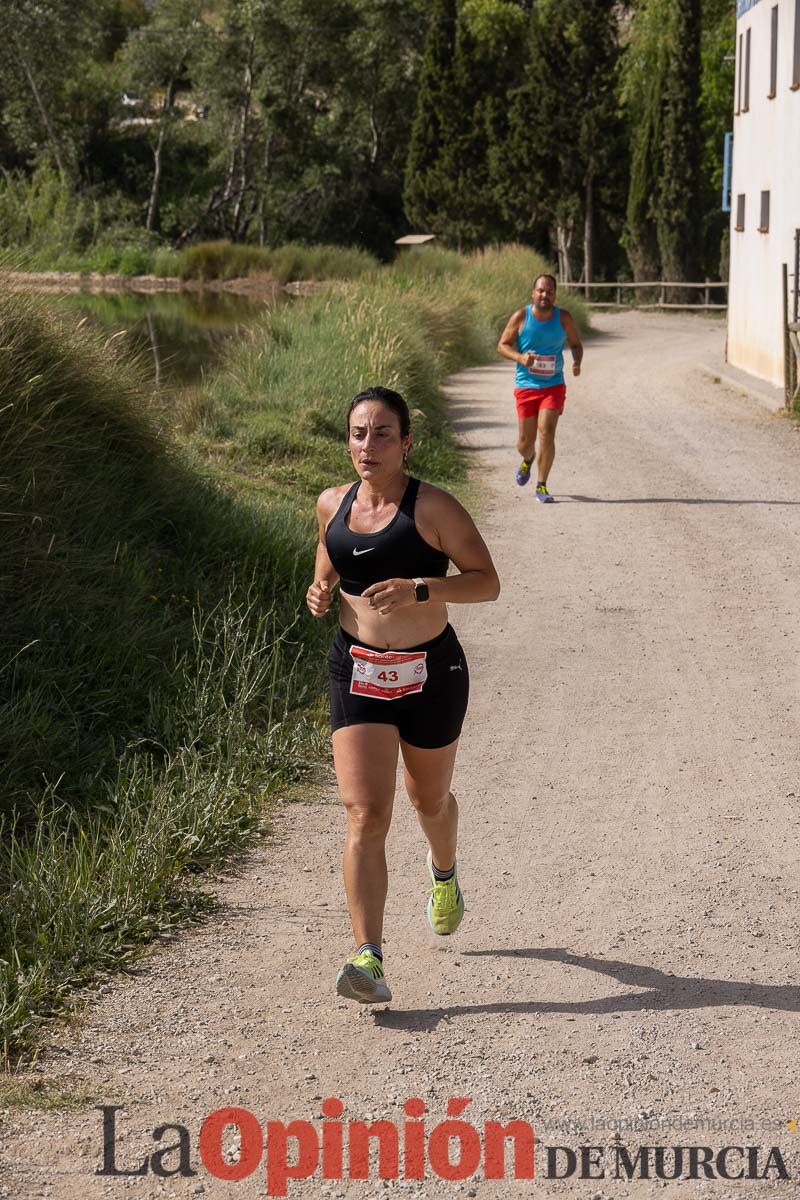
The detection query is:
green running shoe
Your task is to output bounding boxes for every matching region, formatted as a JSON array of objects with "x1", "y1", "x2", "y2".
[
  {"x1": 335, "y1": 949, "x2": 392, "y2": 1004},
  {"x1": 426, "y1": 849, "x2": 465, "y2": 935}
]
